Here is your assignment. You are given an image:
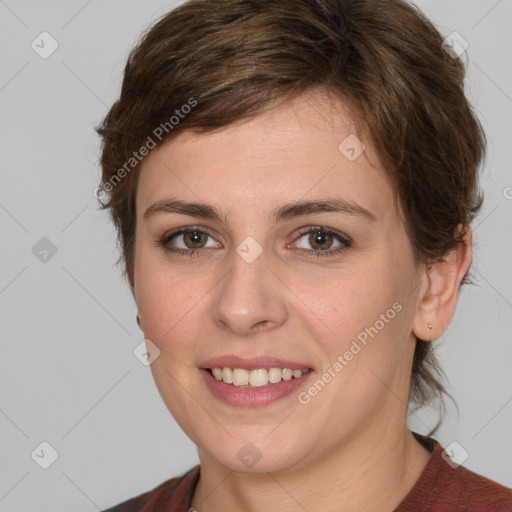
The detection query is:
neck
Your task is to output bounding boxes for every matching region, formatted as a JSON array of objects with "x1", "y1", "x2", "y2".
[{"x1": 191, "y1": 424, "x2": 431, "y2": 512}]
